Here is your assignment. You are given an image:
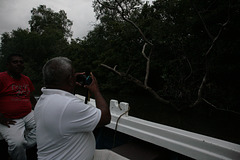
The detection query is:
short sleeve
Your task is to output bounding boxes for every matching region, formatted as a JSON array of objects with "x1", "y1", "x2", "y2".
[{"x1": 60, "y1": 99, "x2": 101, "y2": 135}]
